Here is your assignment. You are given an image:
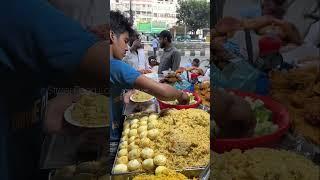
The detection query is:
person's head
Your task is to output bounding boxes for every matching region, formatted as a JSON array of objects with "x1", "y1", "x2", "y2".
[
  {"x1": 110, "y1": 11, "x2": 134, "y2": 59},
  {"x1": 159, "y1": 30, "x2": 172, "y2": 48},
  {"x1": 262, "y1": 0, "x2": 286, "y2": 19},
  {"x1": 129, "y1": 30, "x2": 140, "y2": 47},
  {"x1": 192, "y1": 58, "x2": 200, "y2": 67},
  {"x1": 148, "y1": 56, "x2": 158, "y2": 67}
]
